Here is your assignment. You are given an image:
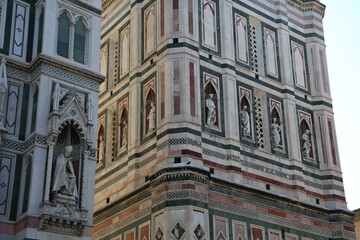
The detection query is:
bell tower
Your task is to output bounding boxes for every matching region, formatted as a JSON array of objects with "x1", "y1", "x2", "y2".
[{"x1": 93, "y1": 0, "x2": 354, "y2": 240}]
